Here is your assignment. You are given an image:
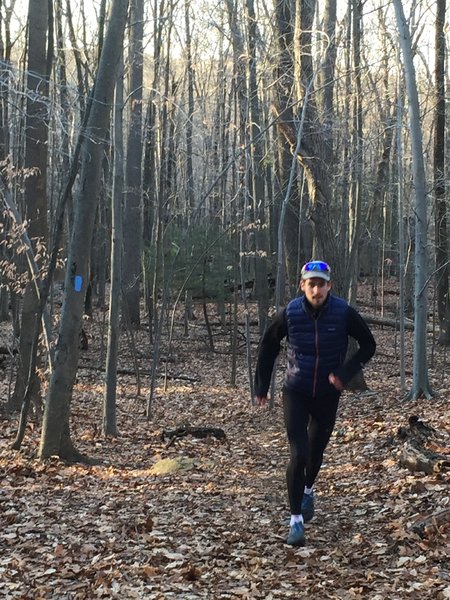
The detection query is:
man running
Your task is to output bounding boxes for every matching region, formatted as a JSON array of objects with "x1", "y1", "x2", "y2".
[{"x1": 254, "y1": 261, "x2": 376, "y2": 546}]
